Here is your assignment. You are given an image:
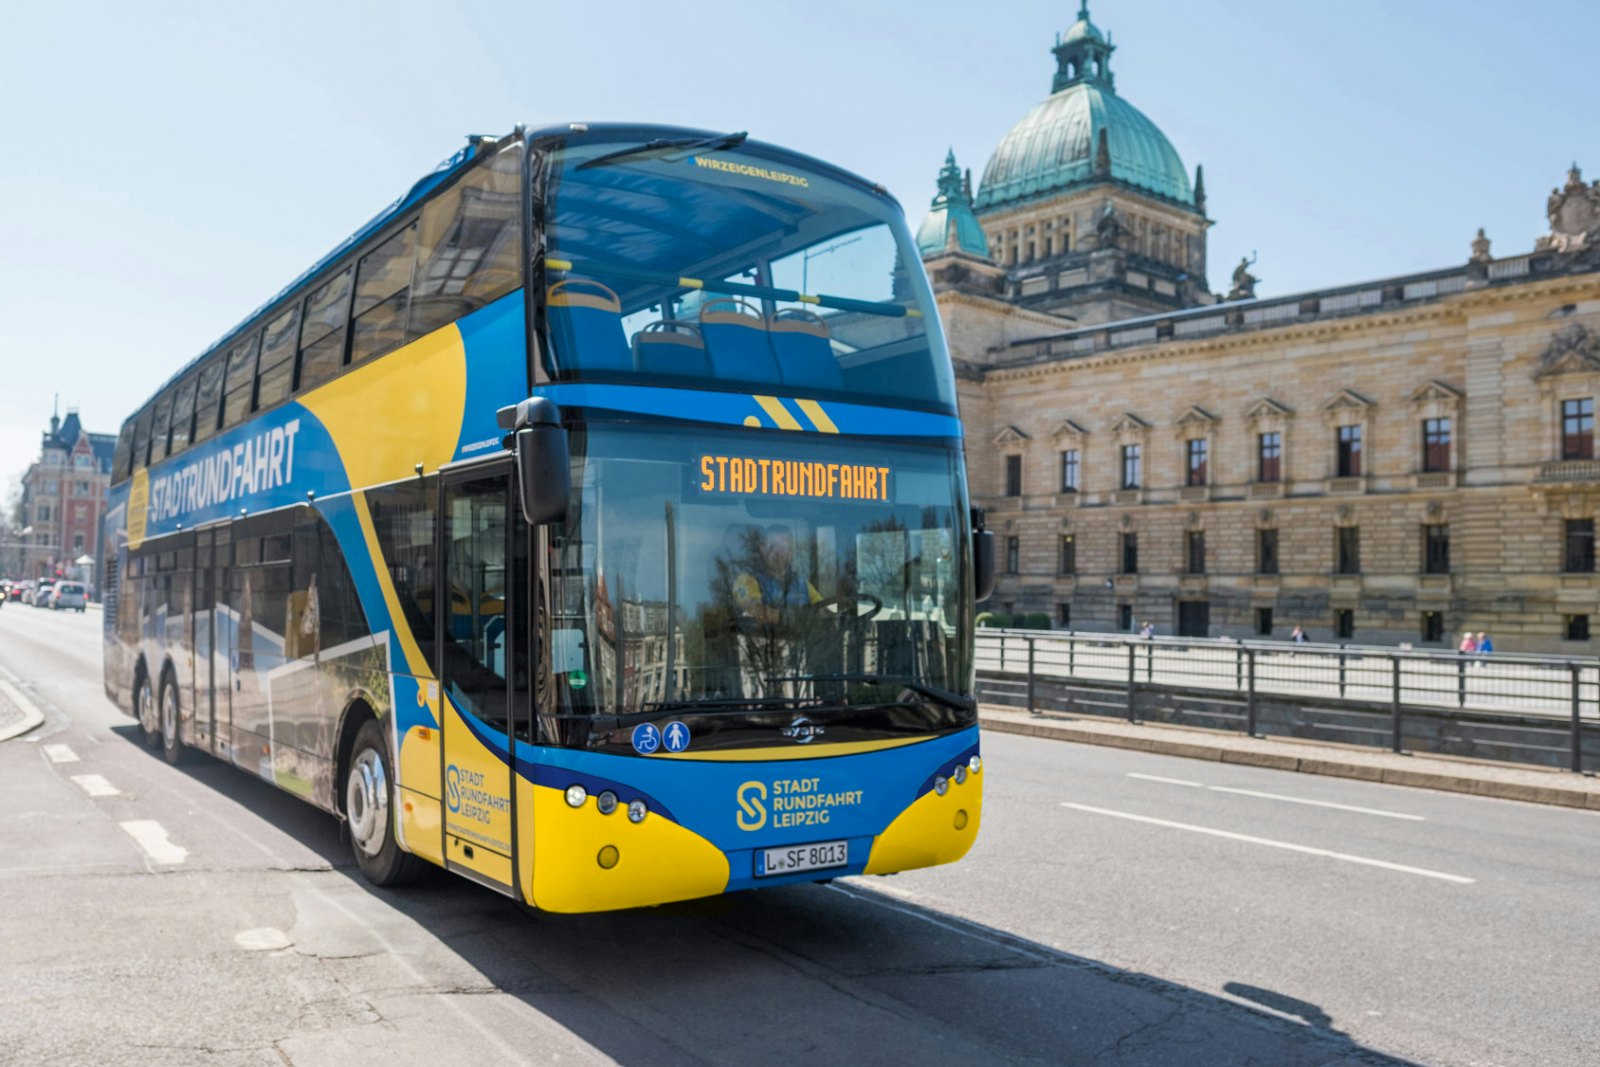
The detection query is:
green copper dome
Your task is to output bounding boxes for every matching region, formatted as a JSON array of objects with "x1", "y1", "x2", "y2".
[
  {"x1": 916, "y1": 149, "x2": 991, "y2": 259},
  {"x1": 975, "y1": 3, "x2": 1195, "y2": 212}
]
